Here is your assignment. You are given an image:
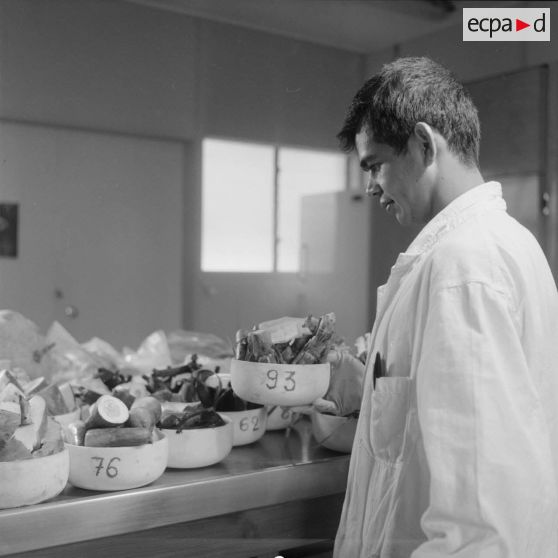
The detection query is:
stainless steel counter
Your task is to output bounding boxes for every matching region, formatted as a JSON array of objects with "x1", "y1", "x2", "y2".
[{"x1": 0, "y1": 419, "x2": 350, "y2": 557}]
